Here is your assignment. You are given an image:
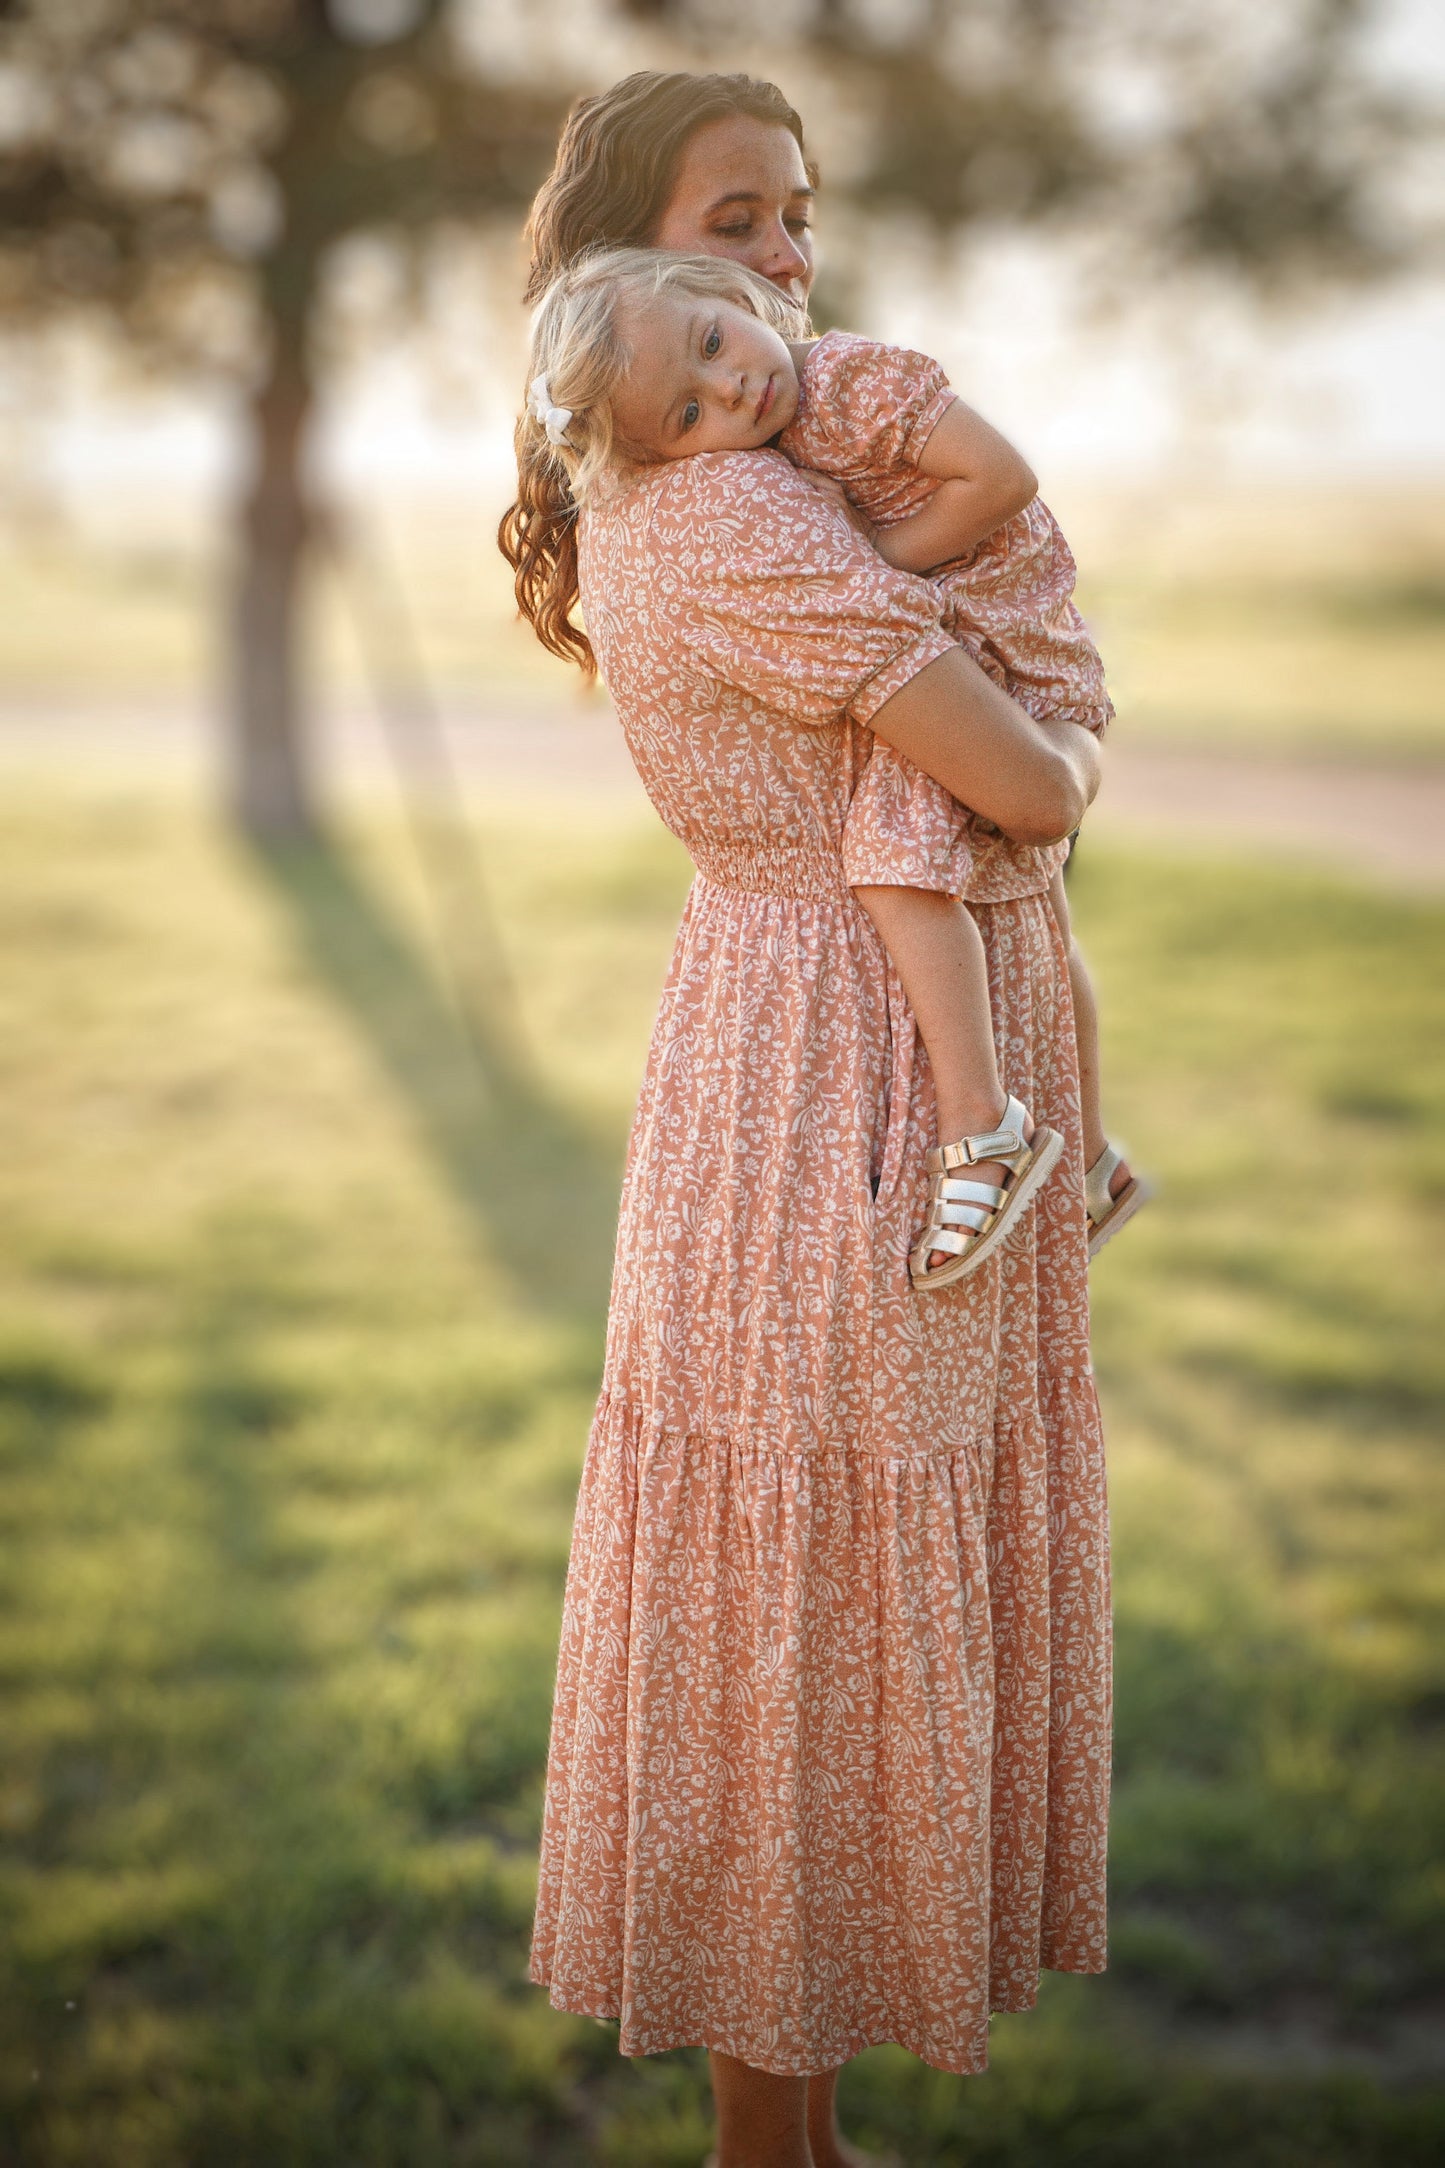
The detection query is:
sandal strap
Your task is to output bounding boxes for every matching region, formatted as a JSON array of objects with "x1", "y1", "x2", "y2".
[
  {"x1": 1085, "y1": 1142, "x2": 1126, "y2": 1222},
  {"x1": 932, "y1": 1177, "x2": 1007, "y2": 1209},
  {"x1": 927, "y1": 1093, "x2": 1030, "y2": 1173},
  {"x1": 910, "y1": 1226, "x2": 975, "y2": 1263},
  {"x1": 930, "y1": 1201, "x2": 993, "y2": 1233},
  {"x1": 911, "y1": 1172, "x2": 1009, "y2": 1280}
]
